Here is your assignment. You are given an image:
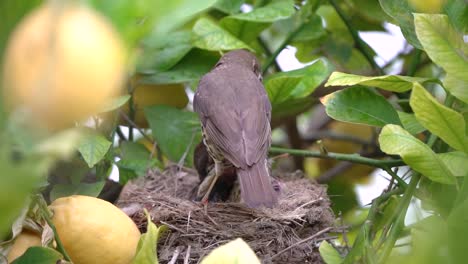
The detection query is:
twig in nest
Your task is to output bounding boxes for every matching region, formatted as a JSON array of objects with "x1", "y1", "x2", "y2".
[
  {"x1": 168, "y1": 247, "x2": 182, "y2": 264},
  {"x1": 184, "y1": 245, "x2": 191, "y2": 264},
  {"x1": 270, "y1": 227, "x2": 333, "y2": 260}
]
